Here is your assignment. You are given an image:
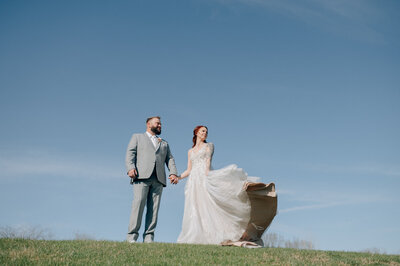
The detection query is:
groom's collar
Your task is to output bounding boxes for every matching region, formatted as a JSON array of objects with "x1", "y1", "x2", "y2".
[{"x1": 145, "y1": 131, "x2": 157, "y2": 139}]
